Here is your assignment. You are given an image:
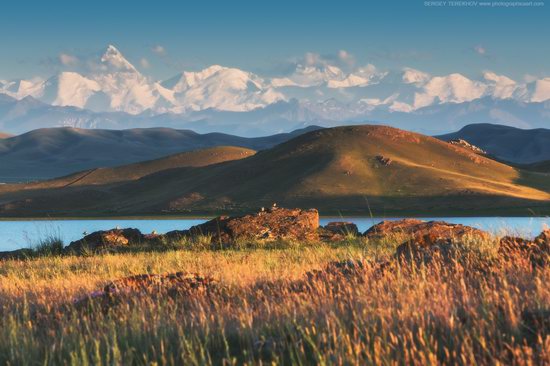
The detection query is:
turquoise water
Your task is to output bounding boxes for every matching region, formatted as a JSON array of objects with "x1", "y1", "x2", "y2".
[{"x1": 0, "y1": 217, "x2": 548, "y2": 252}]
